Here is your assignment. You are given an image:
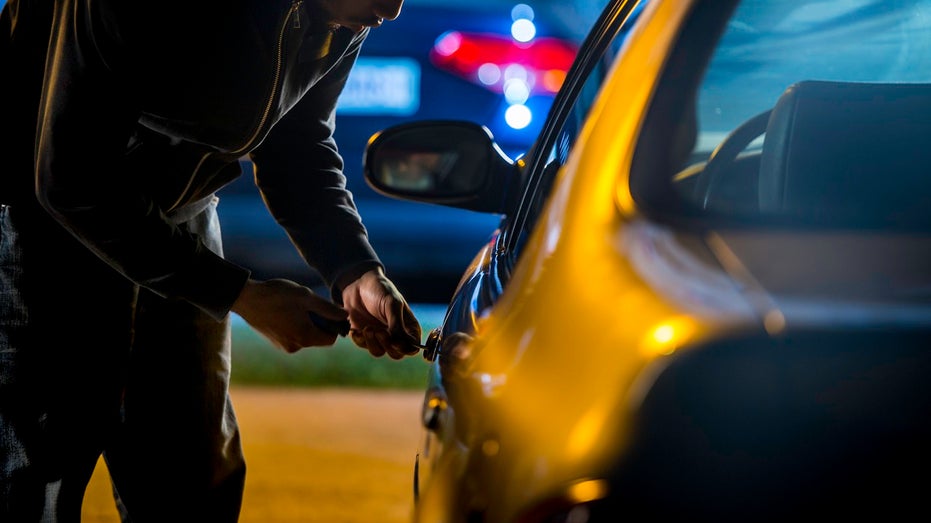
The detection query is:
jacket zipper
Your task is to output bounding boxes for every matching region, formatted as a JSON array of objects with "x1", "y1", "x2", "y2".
[
  {"x1": 232, "y1": 0, "x2": 302, "y2": 156},
  {"x1": 169, "y1": 0, "x2": 302, "y2": 212}
]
